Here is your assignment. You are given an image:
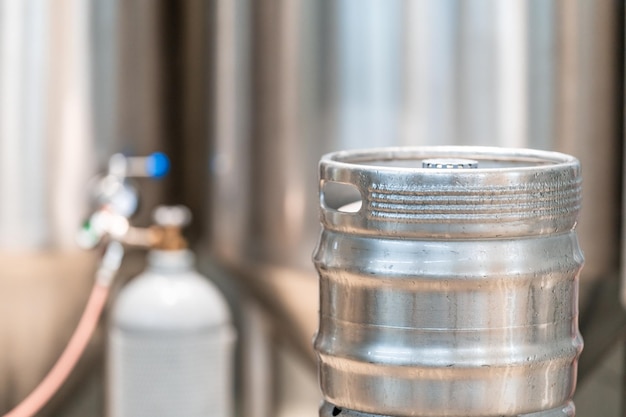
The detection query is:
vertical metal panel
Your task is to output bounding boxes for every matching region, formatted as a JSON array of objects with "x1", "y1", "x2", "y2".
[
  {"x1": 527, "y1": 0, "x2": 556, "y2": 150},
  {"x1": 211, "y1": 0, "x2": 251, "y2": 266},
  {"x1": 456, "y1": 0, "x2": 498, "y2": 145},
  {"x1": 401, "y1": 1, "x2": 459, "y2": 146},
  {"x1": 335, "y1": 0, "x2": 403, "y2": 149}
]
